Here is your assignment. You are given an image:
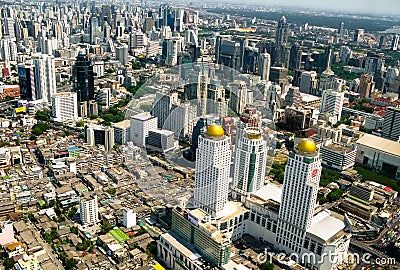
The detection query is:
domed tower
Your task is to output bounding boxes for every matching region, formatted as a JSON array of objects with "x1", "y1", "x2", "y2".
[
  {"x1": 193, "y1": 124, "x2": 231, "y2": 218},
  {"x1": 276, "y1": 138, "x2": 322, "y2": 254}
]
